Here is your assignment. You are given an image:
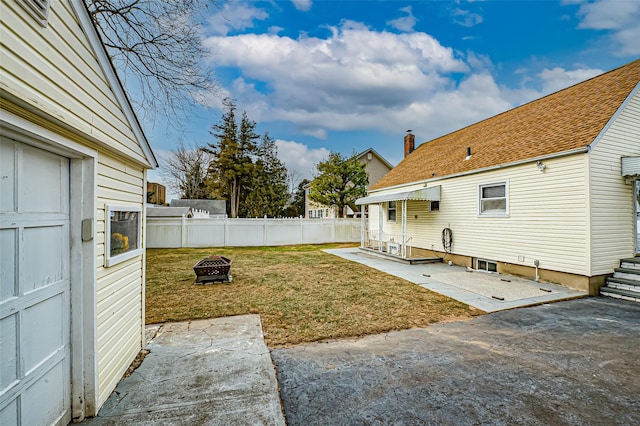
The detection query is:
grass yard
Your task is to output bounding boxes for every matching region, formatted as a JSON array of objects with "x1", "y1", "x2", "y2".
[{"x1": 146, "y1": 244, "x2": 481, "y2": 347}]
